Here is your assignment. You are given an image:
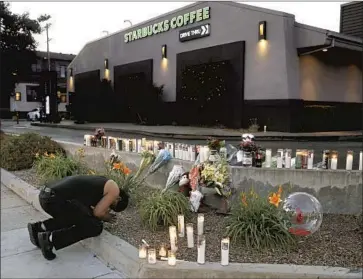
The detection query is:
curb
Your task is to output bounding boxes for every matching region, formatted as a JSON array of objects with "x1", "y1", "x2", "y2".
[
  {"x1": 1, "y1": 168, "x2": 362, "y2": 279},
  {"x1": 30, "y1": 122, "x2": 362, "y2": 142}
]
